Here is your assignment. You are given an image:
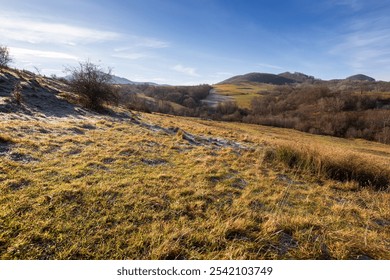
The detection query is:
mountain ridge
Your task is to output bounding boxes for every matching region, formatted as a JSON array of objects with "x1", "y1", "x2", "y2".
[
  {"x1": 218, "y1": 72, "x2": 376, "y2": 85},
  {"x1": 346, "y1": 74, "x2": 375, "y2": 82},
  {"x1": 218, "y1": 72, "x2": 296, "y2": 85},
  {"x1": 111, "y1": 75, "x2": 159, "y2": 86}
]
